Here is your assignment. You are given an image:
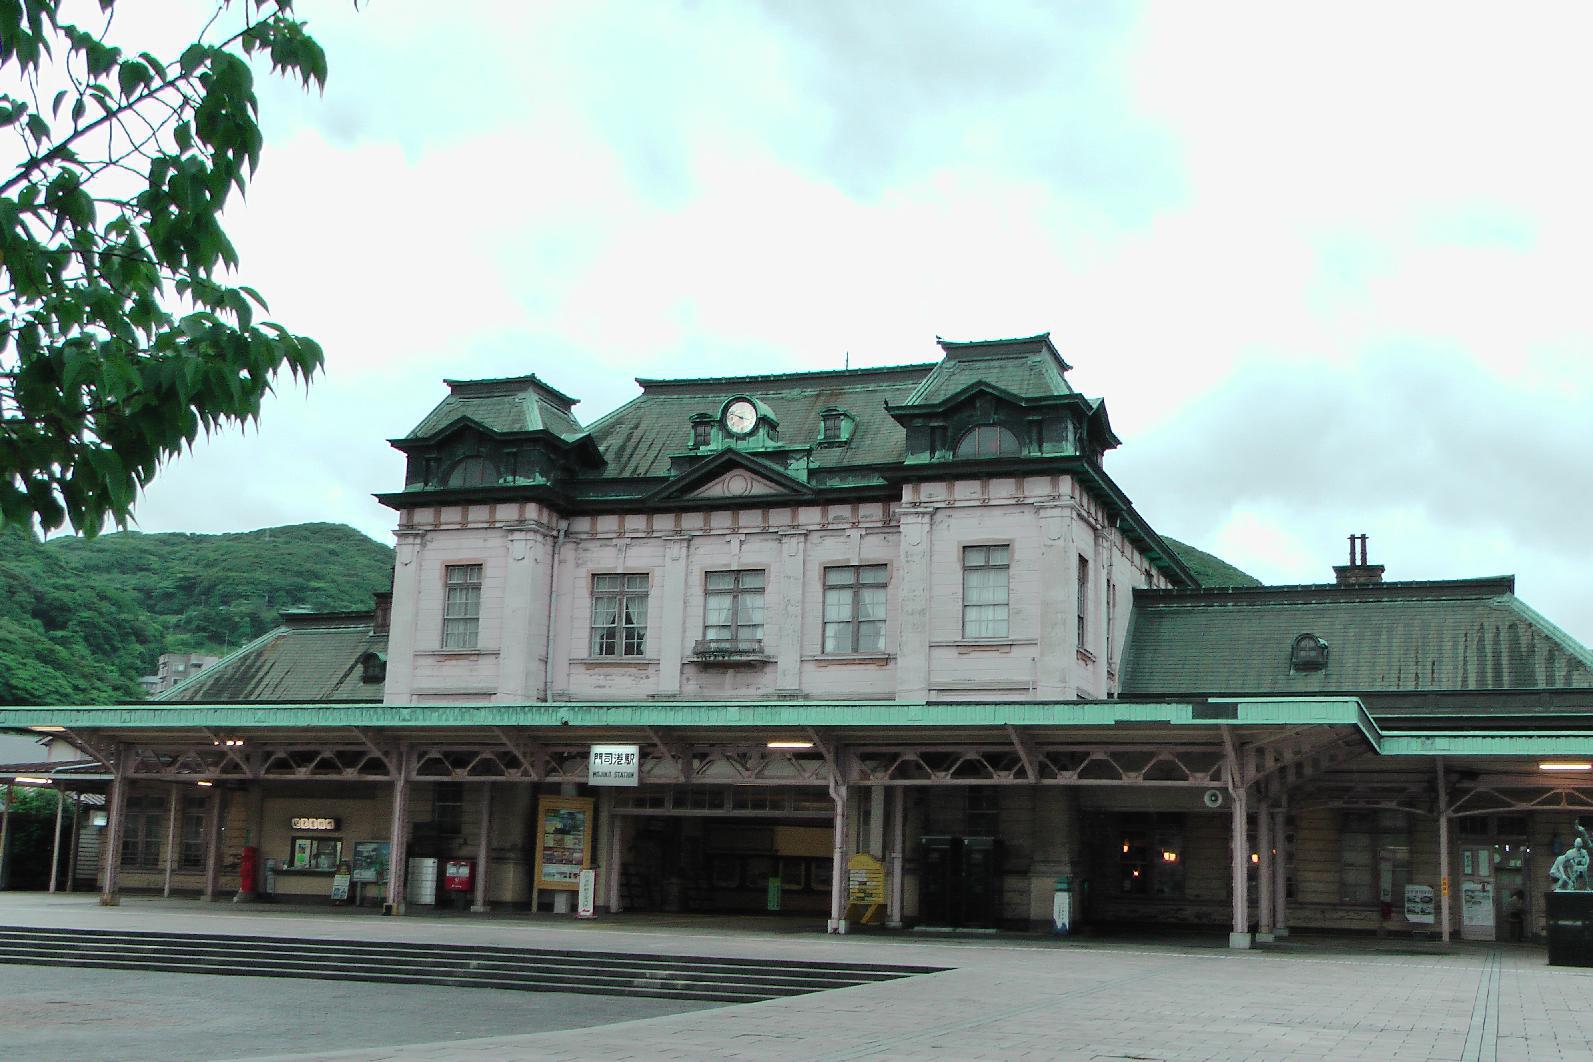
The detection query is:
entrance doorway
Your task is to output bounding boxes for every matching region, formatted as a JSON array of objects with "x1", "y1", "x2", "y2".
[{"x1": 610, "y1": 785, "x2": 834, "y2": 917}]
